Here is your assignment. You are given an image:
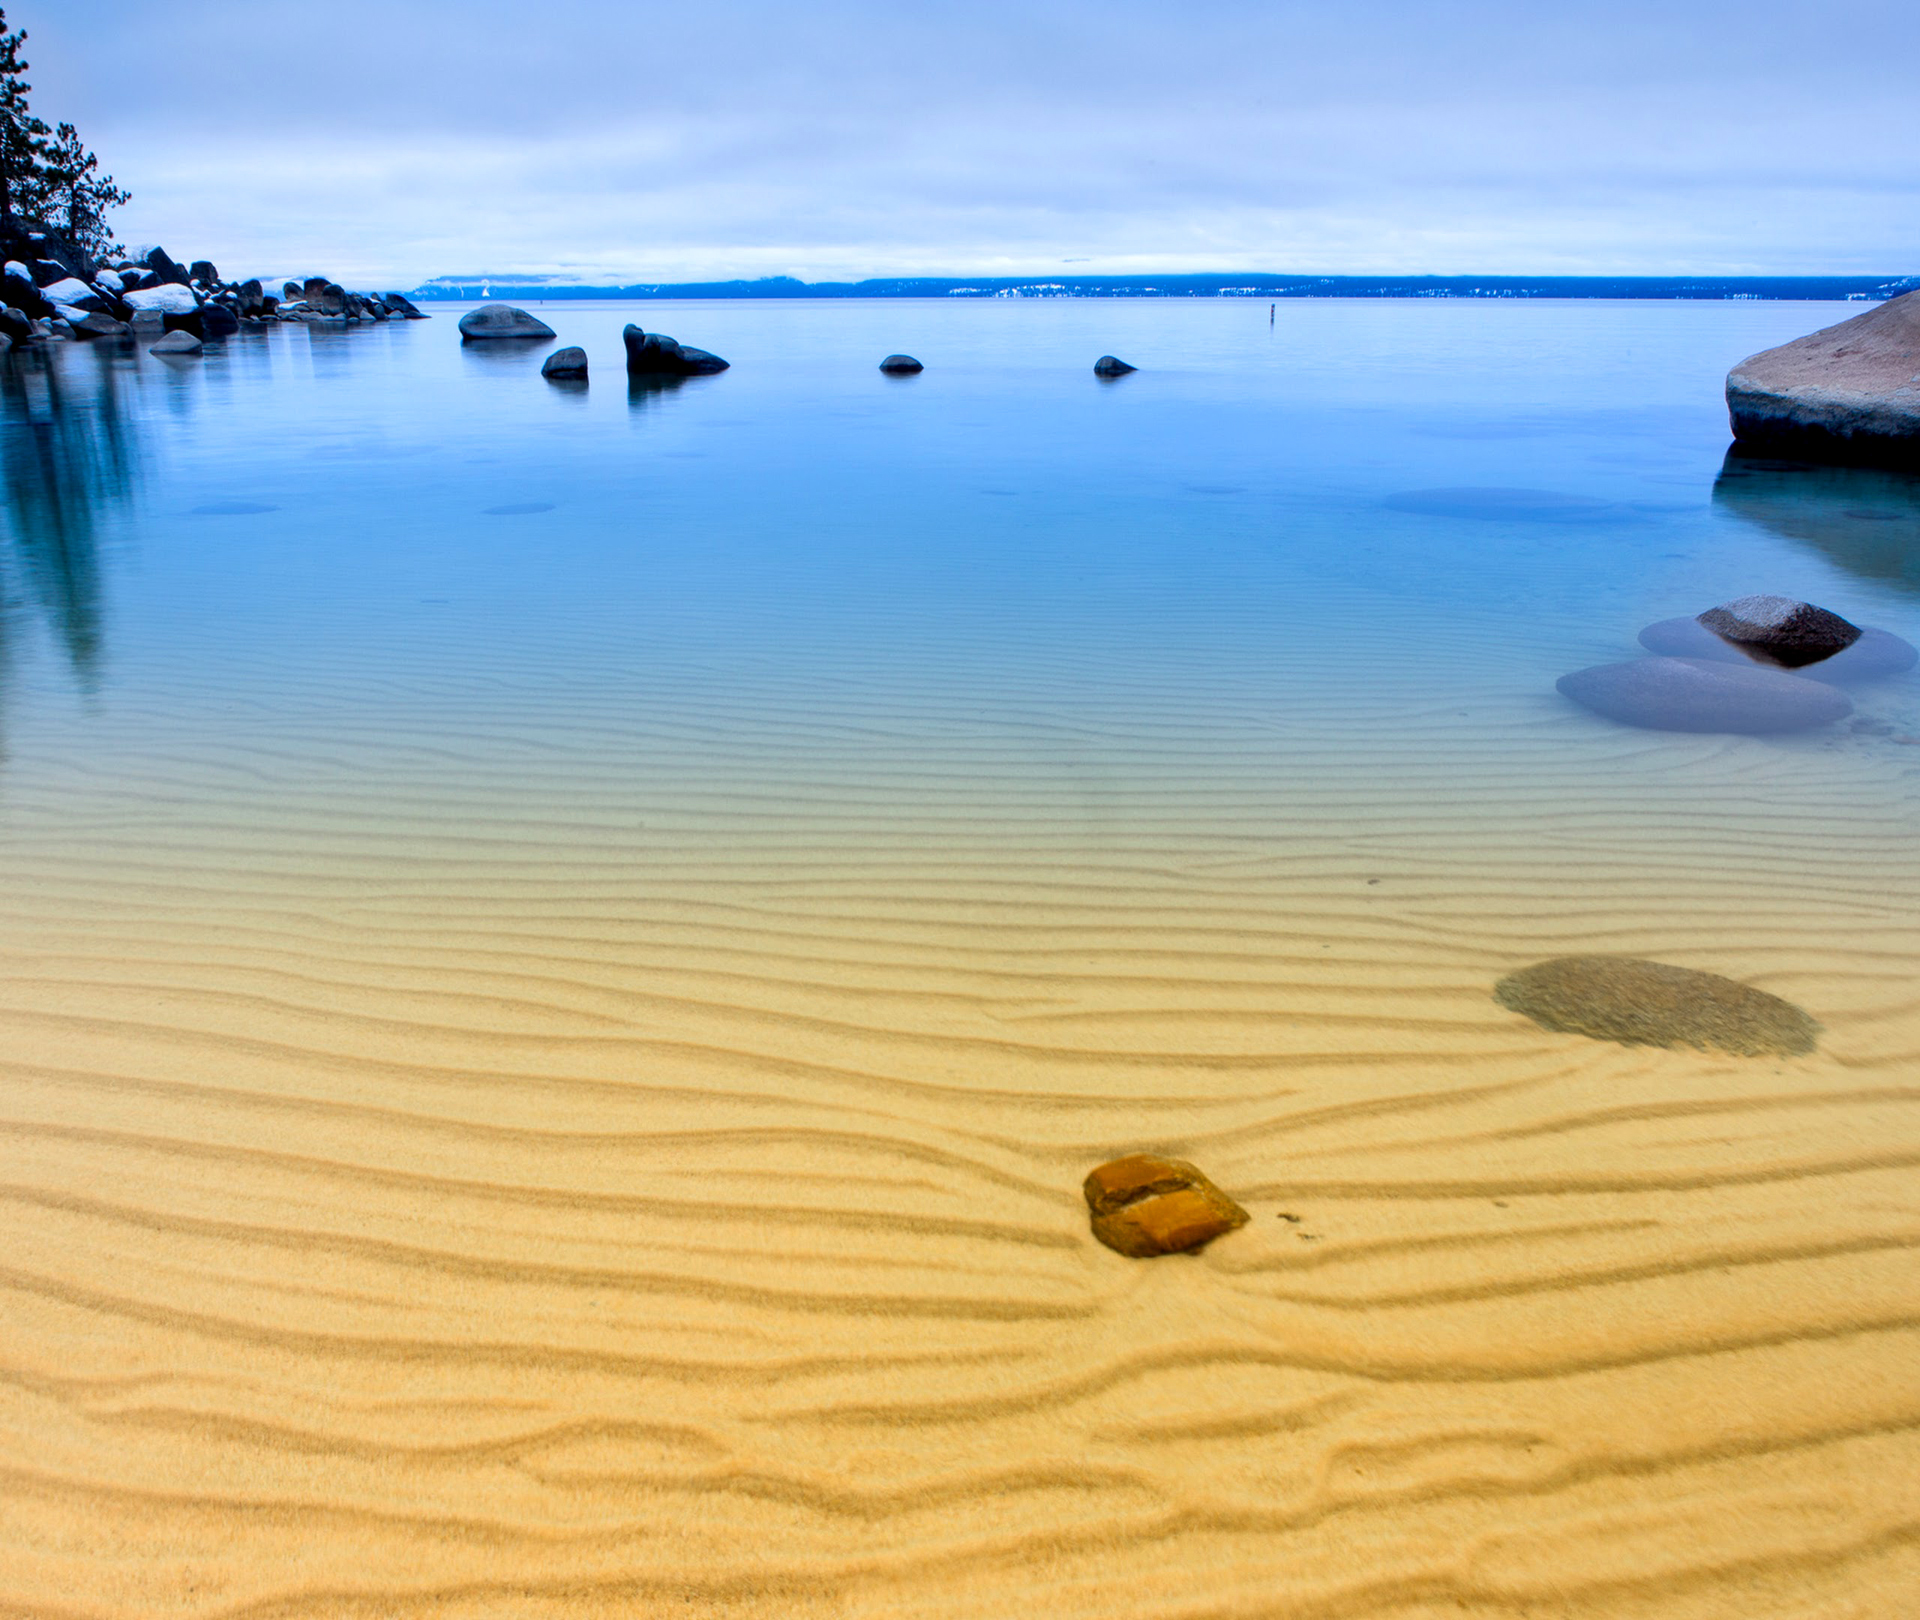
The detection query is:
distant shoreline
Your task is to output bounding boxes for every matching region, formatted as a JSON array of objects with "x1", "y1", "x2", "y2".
[{"x1": 409, "y1": 273, "x2": 1917, "y2": 303}]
